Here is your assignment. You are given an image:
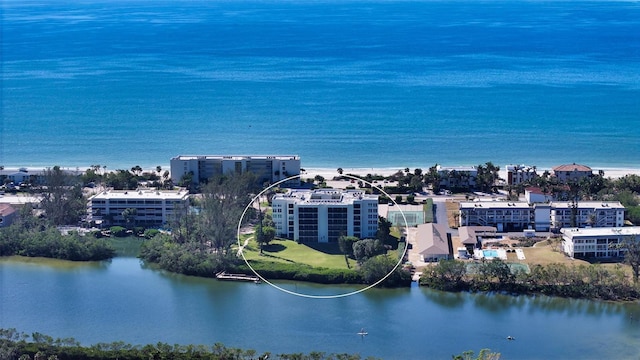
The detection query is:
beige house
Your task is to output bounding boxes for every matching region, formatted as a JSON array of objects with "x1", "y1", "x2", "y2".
[
  {"x1": 415, "y1": 223, "x2": 452, "y2": 262},
  {"x1": 0, "y1": 204, "x2": 17, "y2": 227}
]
